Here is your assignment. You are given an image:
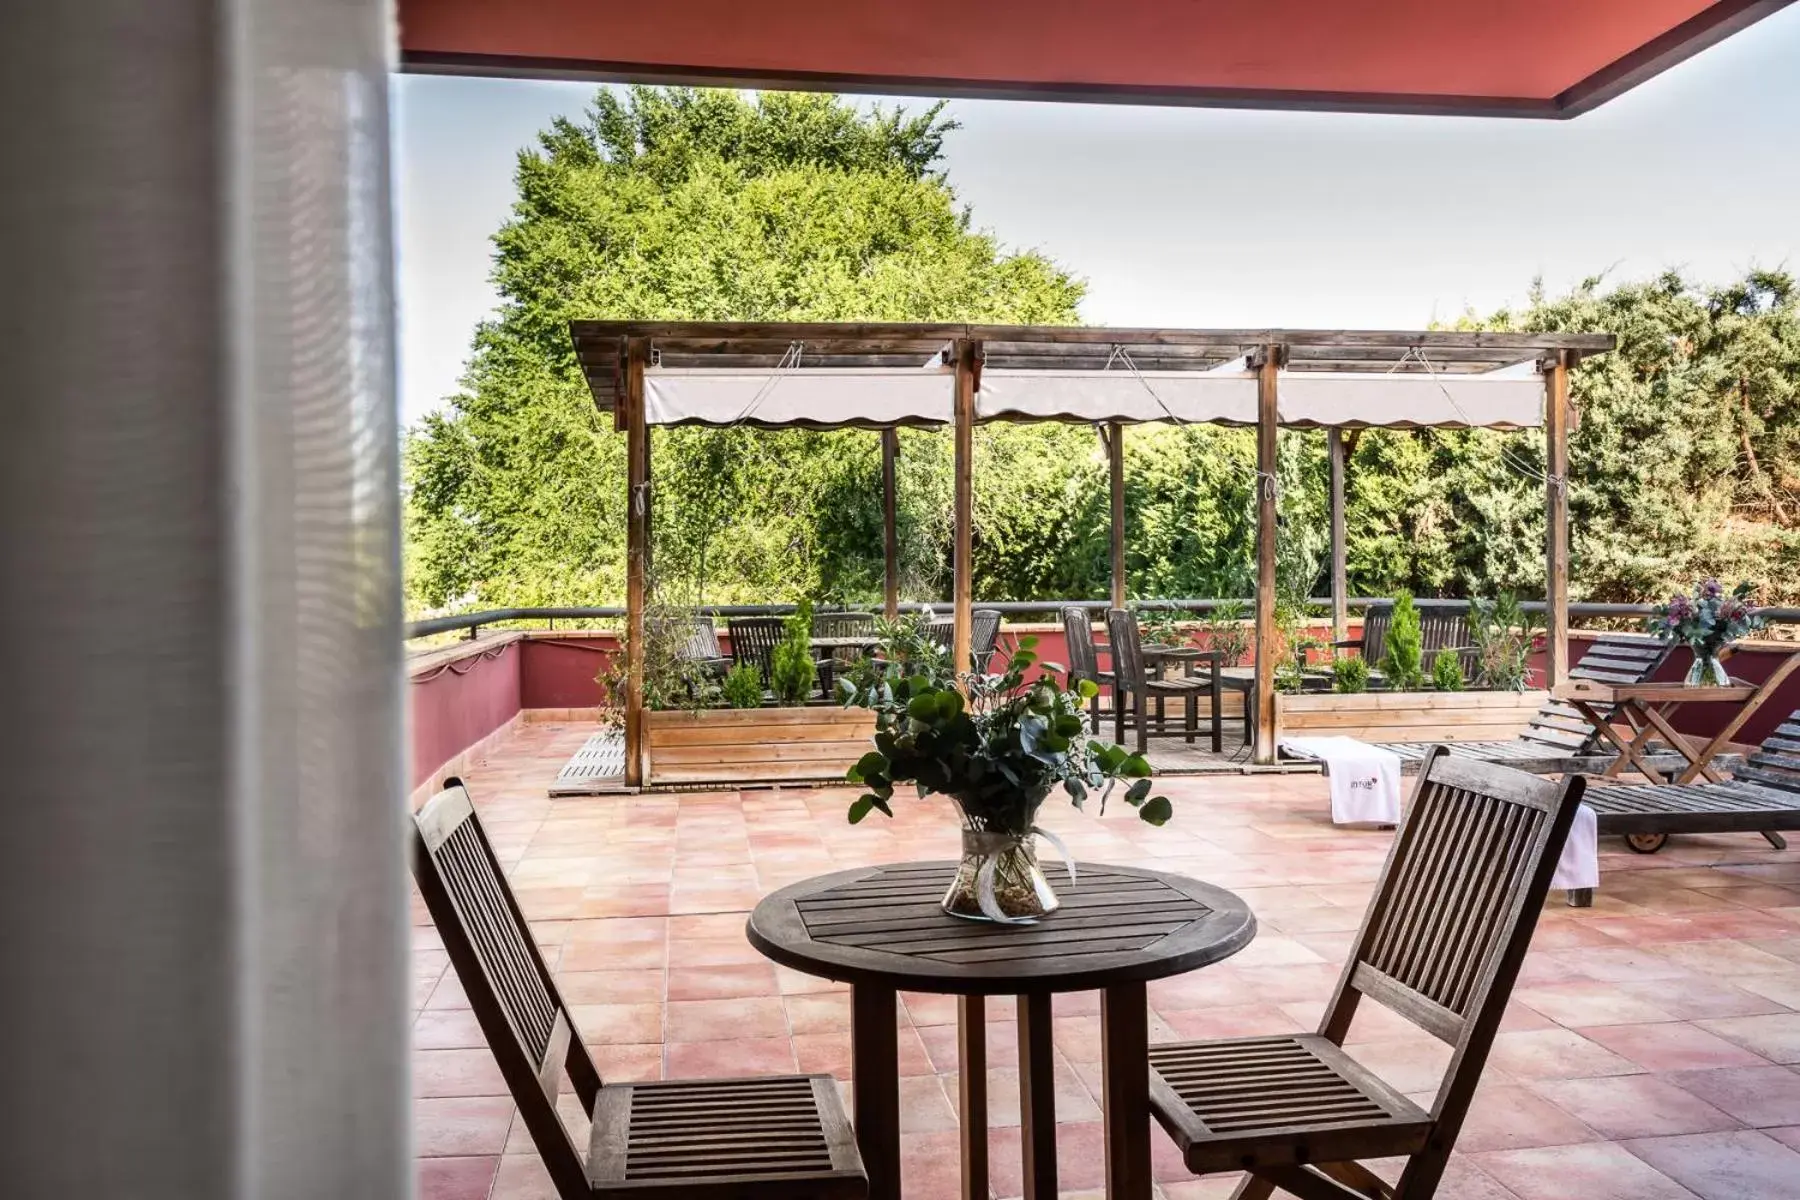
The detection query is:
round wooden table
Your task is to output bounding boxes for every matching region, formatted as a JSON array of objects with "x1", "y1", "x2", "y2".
[{"x1": 747, "y1": 861, "x2": 1256, "y2": 1200}]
